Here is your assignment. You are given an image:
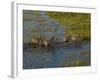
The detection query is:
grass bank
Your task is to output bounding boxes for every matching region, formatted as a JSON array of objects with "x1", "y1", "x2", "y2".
[{"x1": 46, "y1": 12, "x2": 91, "y2": 41}]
